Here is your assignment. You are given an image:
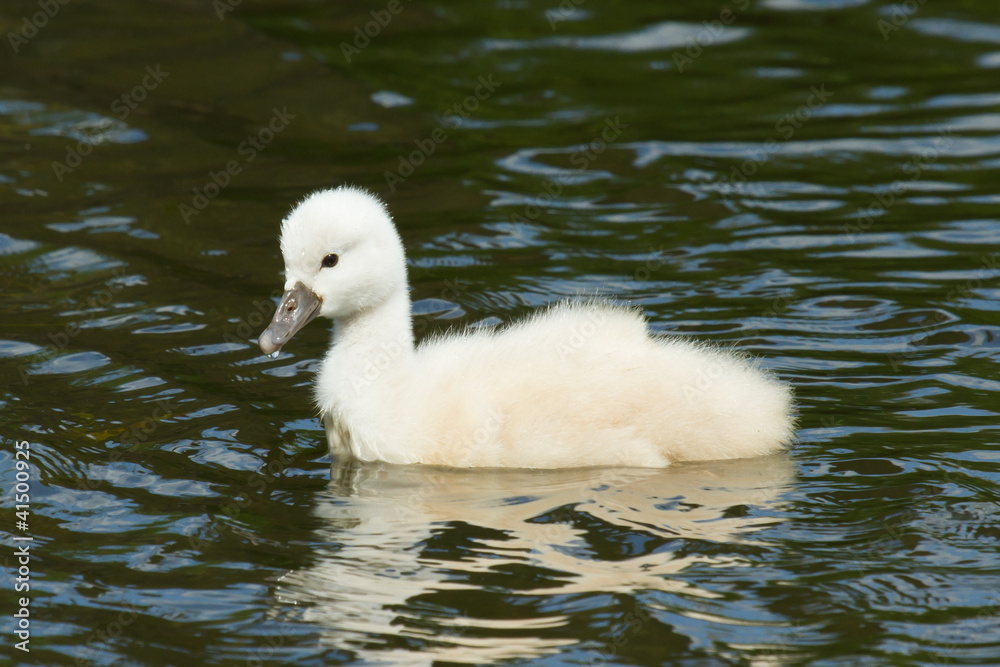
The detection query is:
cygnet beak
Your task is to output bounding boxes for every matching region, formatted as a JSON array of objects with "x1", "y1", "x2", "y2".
[{"x1": 259, "y1": 281, "x2": 321, "y2": 356}]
